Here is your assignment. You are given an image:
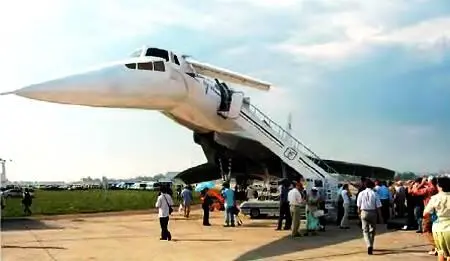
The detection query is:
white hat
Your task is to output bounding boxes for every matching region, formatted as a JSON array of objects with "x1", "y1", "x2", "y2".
[{"x1": 311, "y1": 187, "x2": 318, "y2": 190}]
